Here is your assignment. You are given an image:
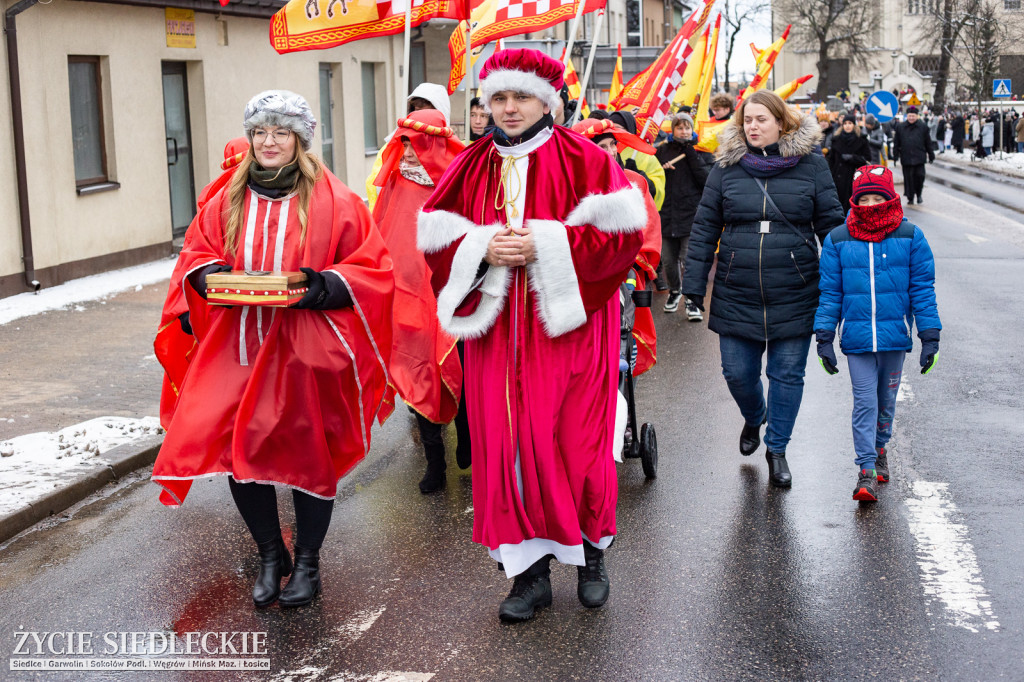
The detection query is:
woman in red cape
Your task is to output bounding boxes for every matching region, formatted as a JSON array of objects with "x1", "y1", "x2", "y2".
[
  {"x1": 151, "y1": 91, "x2": 393, "y2": 609},
  {"x1": 372, "y1": 110, "x2": 470, "y2": 493}
]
